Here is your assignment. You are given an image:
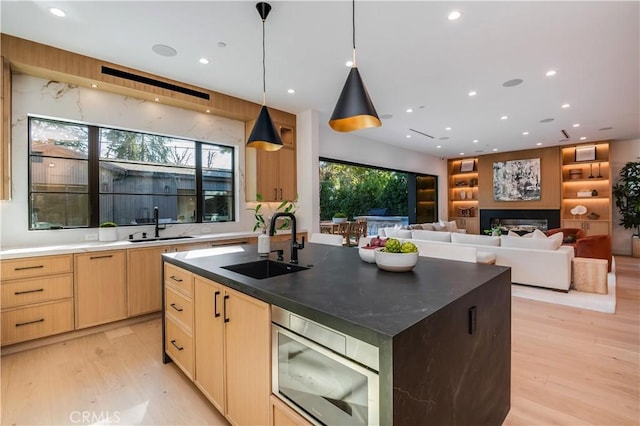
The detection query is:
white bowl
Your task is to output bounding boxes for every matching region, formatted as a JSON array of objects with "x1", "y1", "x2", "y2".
[
  {"x1": 374, "y1": 248, "x2": 419, "y2": 272},
  {"x1": 358, "y1": 246, "x2": 377, "y2": 263}
]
